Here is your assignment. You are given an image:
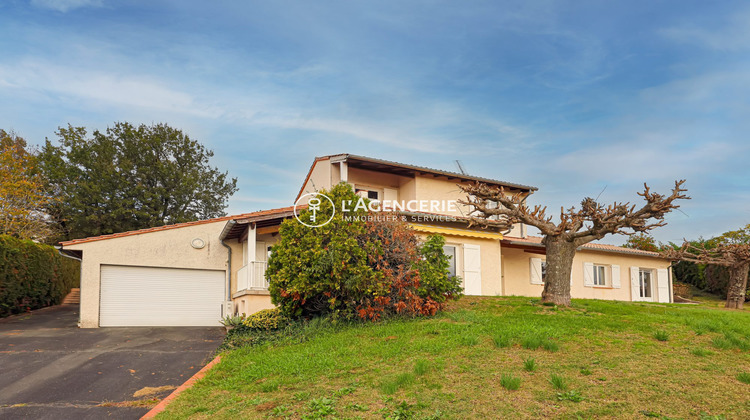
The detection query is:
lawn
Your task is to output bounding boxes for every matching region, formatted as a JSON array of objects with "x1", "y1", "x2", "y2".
[{"x1": 158, "y1": 297, "x2": 750, "y2": 419}]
